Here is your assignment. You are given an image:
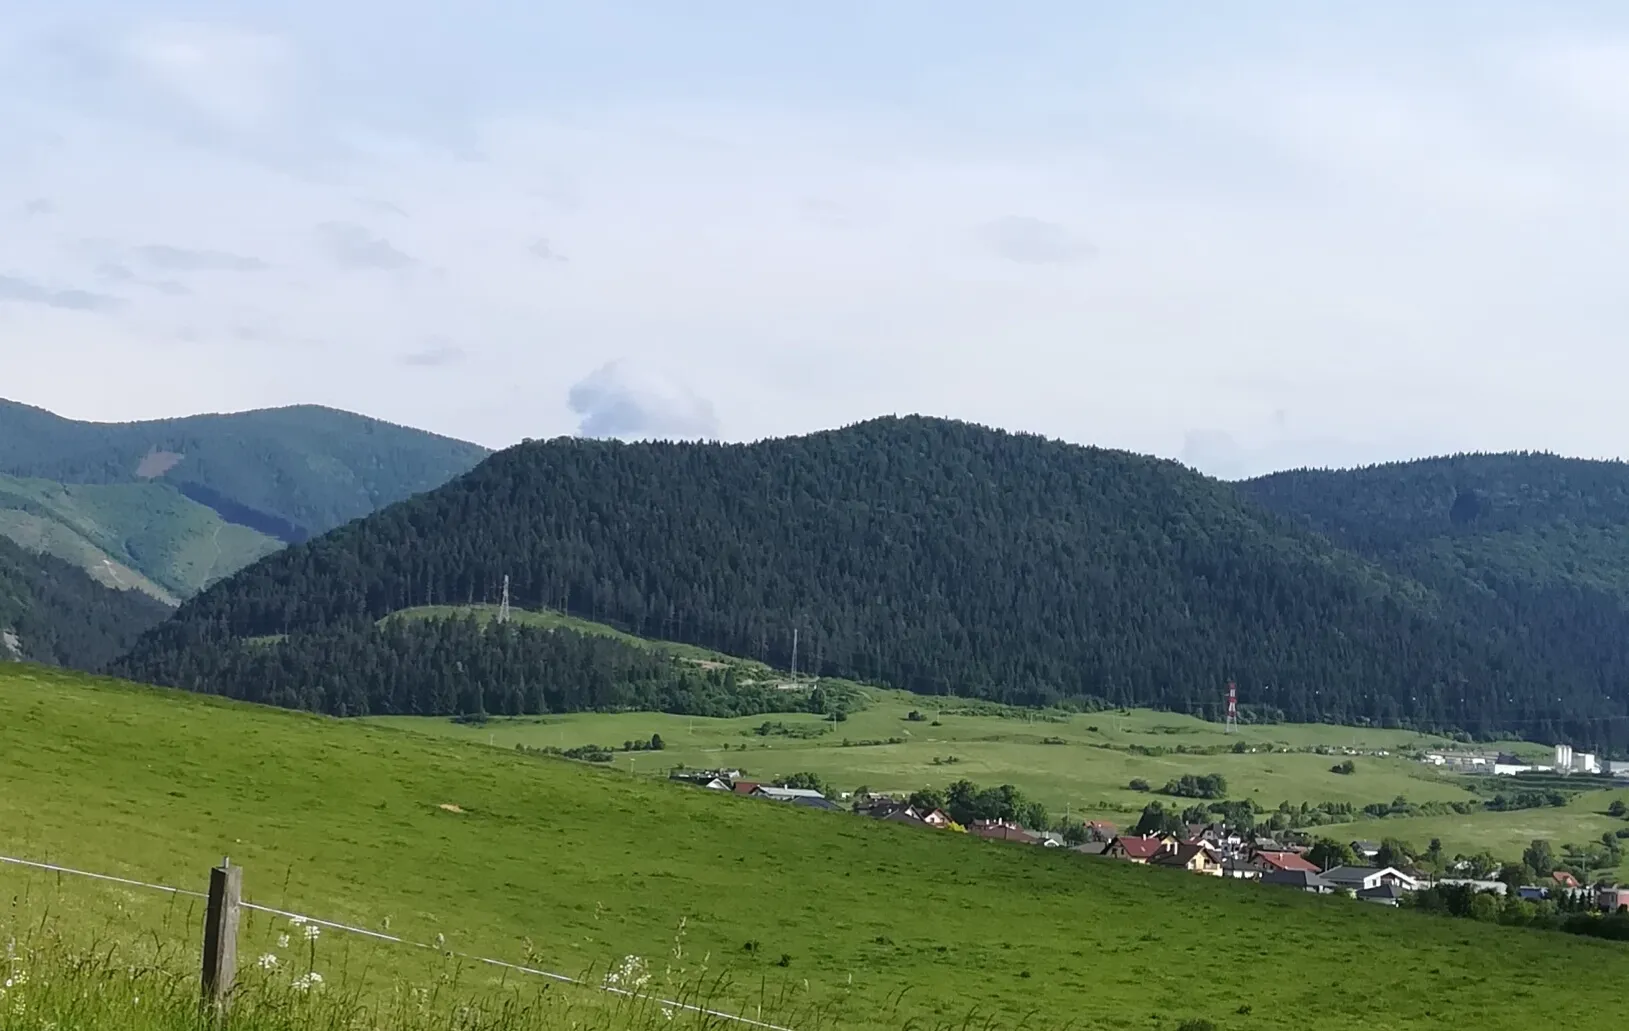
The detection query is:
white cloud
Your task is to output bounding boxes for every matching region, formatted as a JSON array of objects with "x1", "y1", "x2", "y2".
[
  {"x1": 567, "y1": 360, "x2": 719, "y2": 440},
  {"x1": 1, "y1": 10, "x2": 1628, "y2": 470}
]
